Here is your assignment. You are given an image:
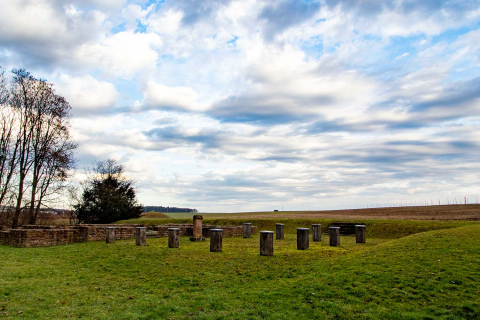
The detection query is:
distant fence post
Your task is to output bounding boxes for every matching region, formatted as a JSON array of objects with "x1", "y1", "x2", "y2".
[
  {"x1": 210, "y1": 229, "x2": 223, "y2": 252},
  {"x1": 135, "y1": 227, "x2": 146, "y2": 246},
  {"x1": 106, "y1": 227, "x2": 115, "y2": 244},
  {"x1": 355, "y1": 225, "x2": 366, "y2": 243},
  {"x1": 243, "y1": 223, "x2": 251, "y2": 238},
  {"x1": 276, "y1": 223, "x2": 284, "y2": 240},
  {"x1": 329, "y1": 227, "x2": 340, "y2": 247},
  {"x1": 260, "y1": 231, "x2": 274, "y2": 256},
  {"x1": 297, "y1": 228, "x2": 309, "y2": 250},
  {"x1": 168, "y1": 228, "x2": 180, "y2": 248},
  {"x1": 312, "y1": 224, "x2": 321, "y2": 242}
]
